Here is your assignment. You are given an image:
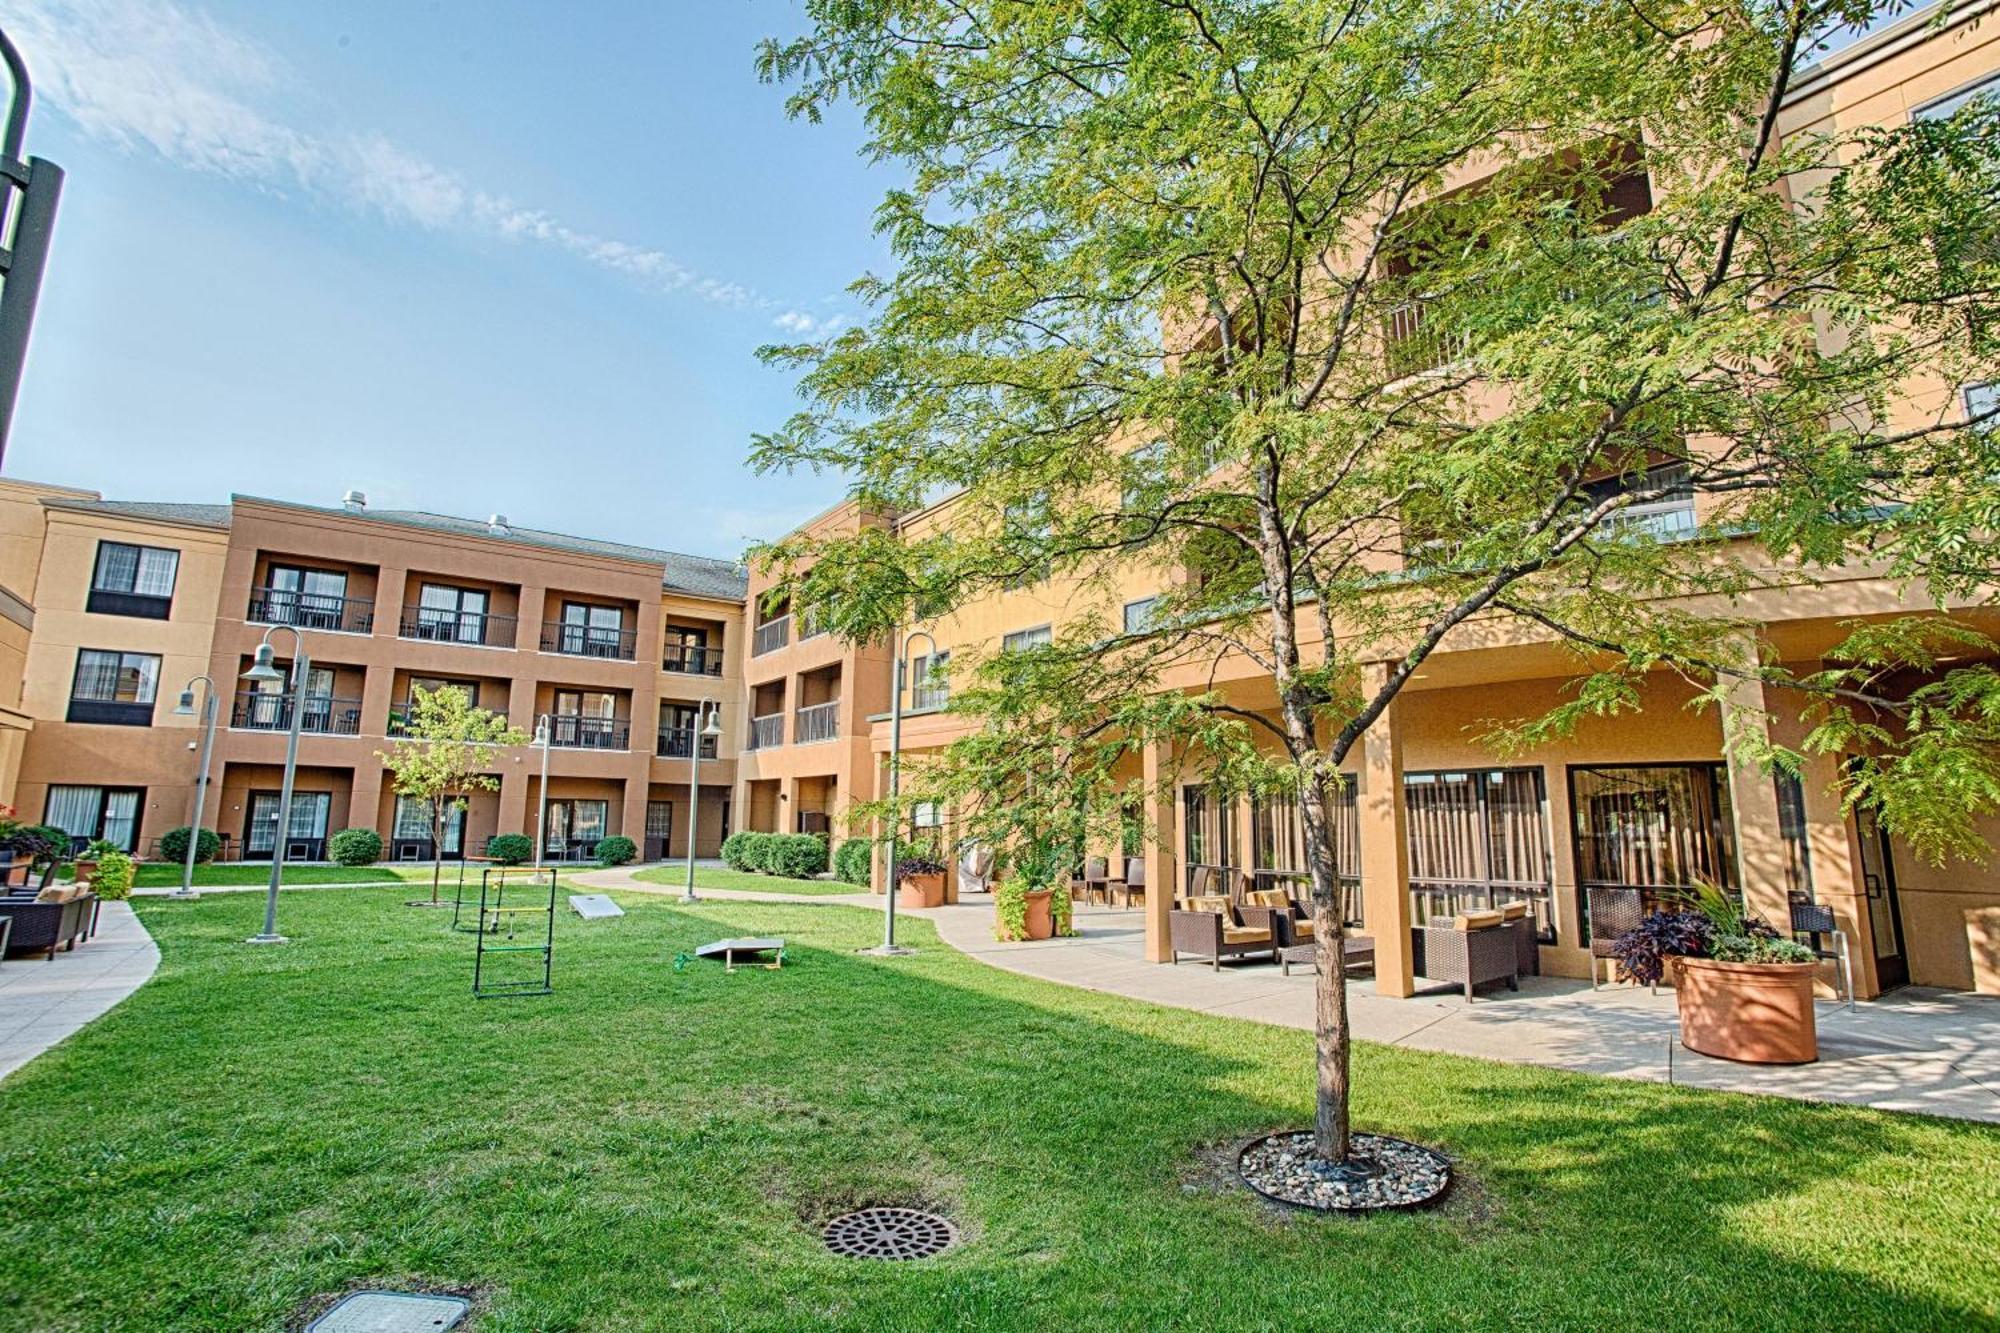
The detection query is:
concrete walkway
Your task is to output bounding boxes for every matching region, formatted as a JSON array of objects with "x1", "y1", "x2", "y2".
[
  {"x1": 0, "y1": 901, "x2": 159, "y2": 1082},
  {"x1": 576, "y1": 867, "x2": 2000, "y2": 1122}
]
